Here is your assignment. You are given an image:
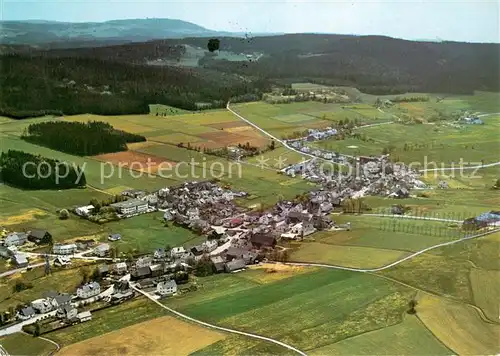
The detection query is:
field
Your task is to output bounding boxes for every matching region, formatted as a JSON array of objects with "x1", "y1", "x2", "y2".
[
  {"x1": 290, "y1": 242, "x2": 406, "y2": 268},
  {"x1": 58, "y1": 316, "x2": 225, "y2": 356},
  {"x1": 417, "y1": 293, "x2": 500, "y2": 355},
  {"x1": 0, "y1": 332, "x2": 57, "y2": 356},
  {"x1": 164, "y1": 269, "x2": 422, "y2": 352},
  {"x1": 311, "y1": 316, "x2": 451, "y2": 355},
  {"x1": 93, "y1": 150, "x2": 177, "y2": 173}
]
